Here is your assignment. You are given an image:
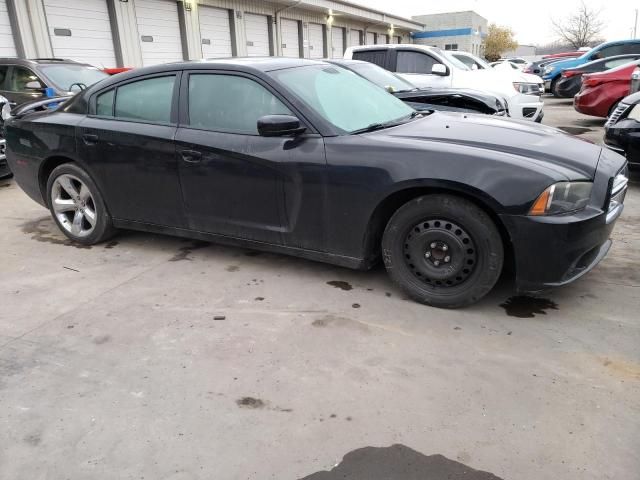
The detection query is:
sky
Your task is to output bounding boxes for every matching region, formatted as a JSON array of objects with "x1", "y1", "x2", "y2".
[{"x1": 356, "y1": 0, "x2": 639, "y2": 45}]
